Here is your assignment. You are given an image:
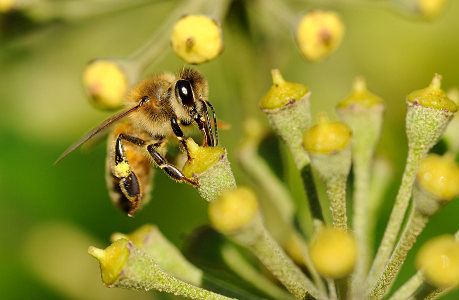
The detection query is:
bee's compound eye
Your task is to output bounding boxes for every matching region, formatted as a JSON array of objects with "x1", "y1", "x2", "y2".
[{"x1": 176, "y1": 80, "x2": 194, "y2": 107}]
